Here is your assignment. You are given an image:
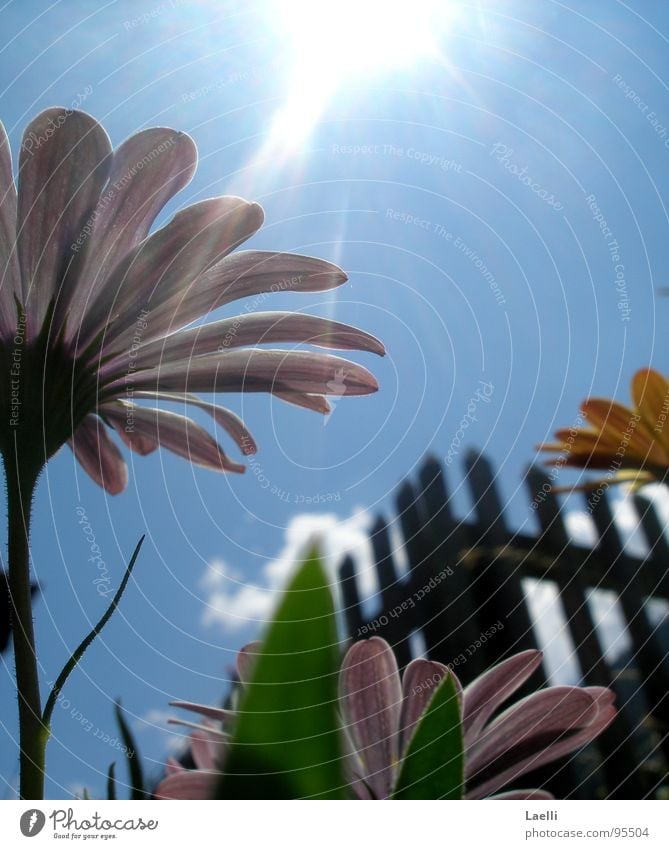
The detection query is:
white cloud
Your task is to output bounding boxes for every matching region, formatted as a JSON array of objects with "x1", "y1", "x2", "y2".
[
  {"x1": 134, "y1": 708, "x2": 173, "y2": 734},
  {"x1": 200, "y1": 509, "x2": 377, "y2": 633}
]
